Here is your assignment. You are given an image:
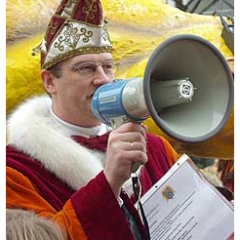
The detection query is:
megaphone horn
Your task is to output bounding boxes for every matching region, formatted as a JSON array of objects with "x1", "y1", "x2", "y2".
[{"x1": 92, "y1": 34, "x2": 234, "y2": 143}]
